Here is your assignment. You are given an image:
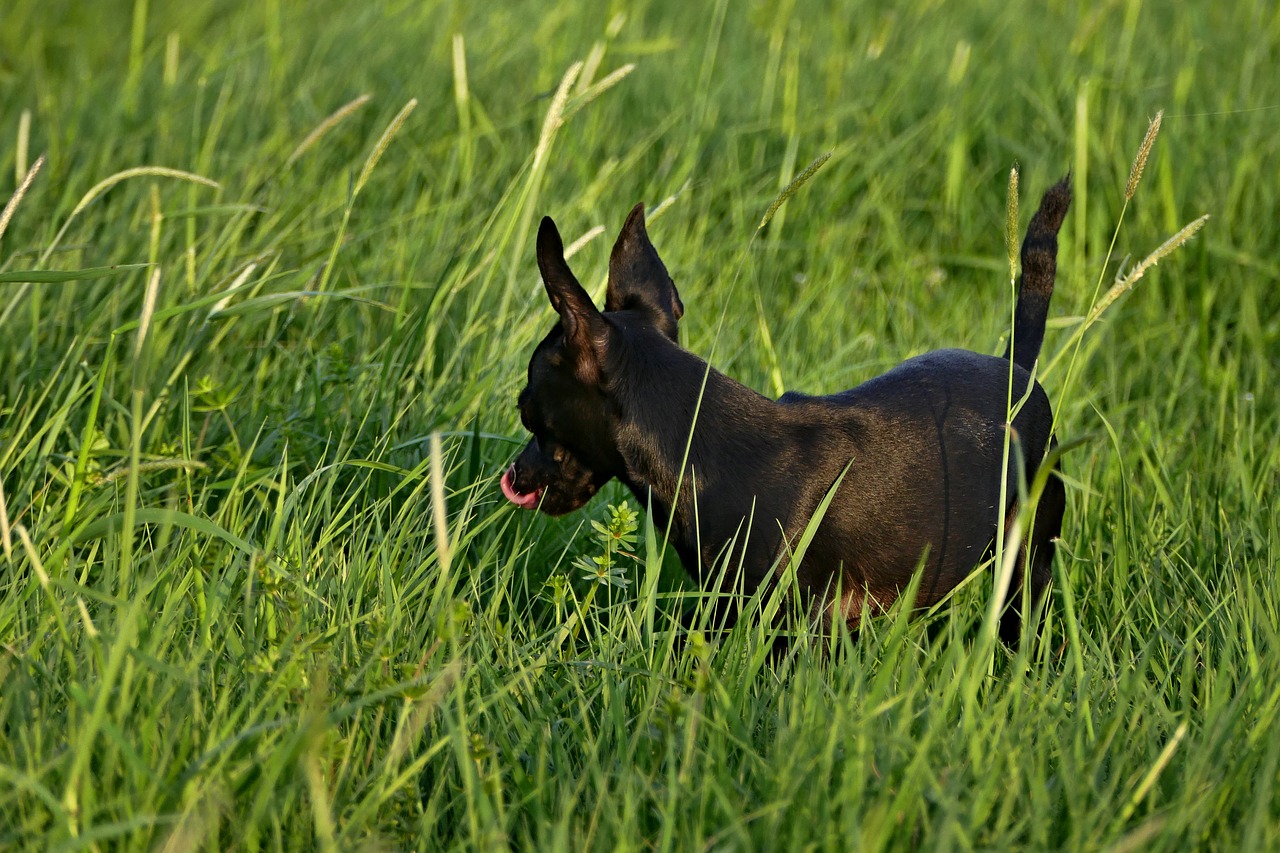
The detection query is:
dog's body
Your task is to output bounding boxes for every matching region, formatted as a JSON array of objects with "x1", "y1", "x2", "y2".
[{"x1": 502, "y1": 178, "x2": 1071, "y2": 640}]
